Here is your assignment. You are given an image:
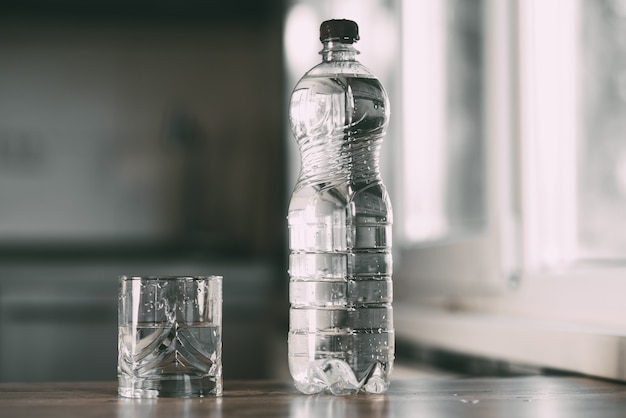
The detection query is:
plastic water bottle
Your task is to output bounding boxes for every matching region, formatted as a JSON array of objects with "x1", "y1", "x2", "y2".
[{"x1": 287, "y1": 19, "x2": 393, "y2": 395}]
